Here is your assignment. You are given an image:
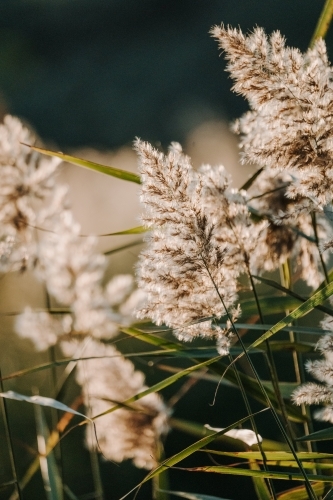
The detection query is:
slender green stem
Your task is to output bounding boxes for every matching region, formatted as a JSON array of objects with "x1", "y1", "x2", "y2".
[
  {"x1": 248, "y1": 271, "x2": 296, "y2": 443},
  {"x1": 0, "y1": 369, "x2": 22, "y2": 500},
  {"x1": 280, "y1": 260, "x2": 316, "y2": 457},
  {"x1": 311, "y1": 212, "x2": 329, "y2": 284},
  {"x1": 310, "y1": 0, "x2": 333, "y2": 47},
  {"x1": 229, "y1": 354, "x2": 277, "y2": 500},
  {"x1": 200, "y1": 256, "x2": 318, "y2": 500}
]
